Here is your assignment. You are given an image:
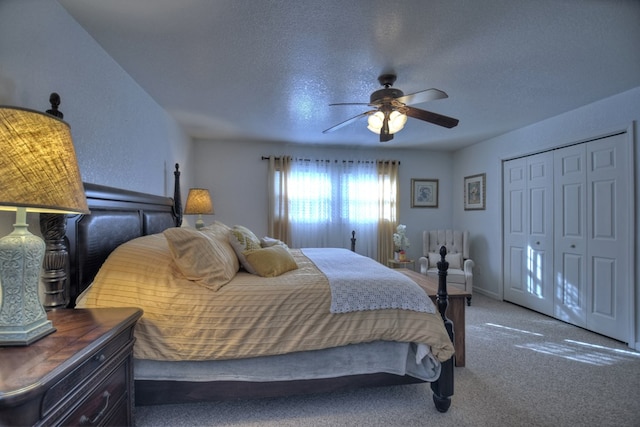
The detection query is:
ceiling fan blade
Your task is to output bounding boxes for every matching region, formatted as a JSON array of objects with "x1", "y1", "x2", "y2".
[
  {"x1": 322, "y1": 111, "x2": 374, "y2": 133},
  {"x1": 395, "y1": 88, "x2": 448, "y2": 106},
  {"x1": 405, "y1": 106, "x2": 459, "y2": 128}
]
